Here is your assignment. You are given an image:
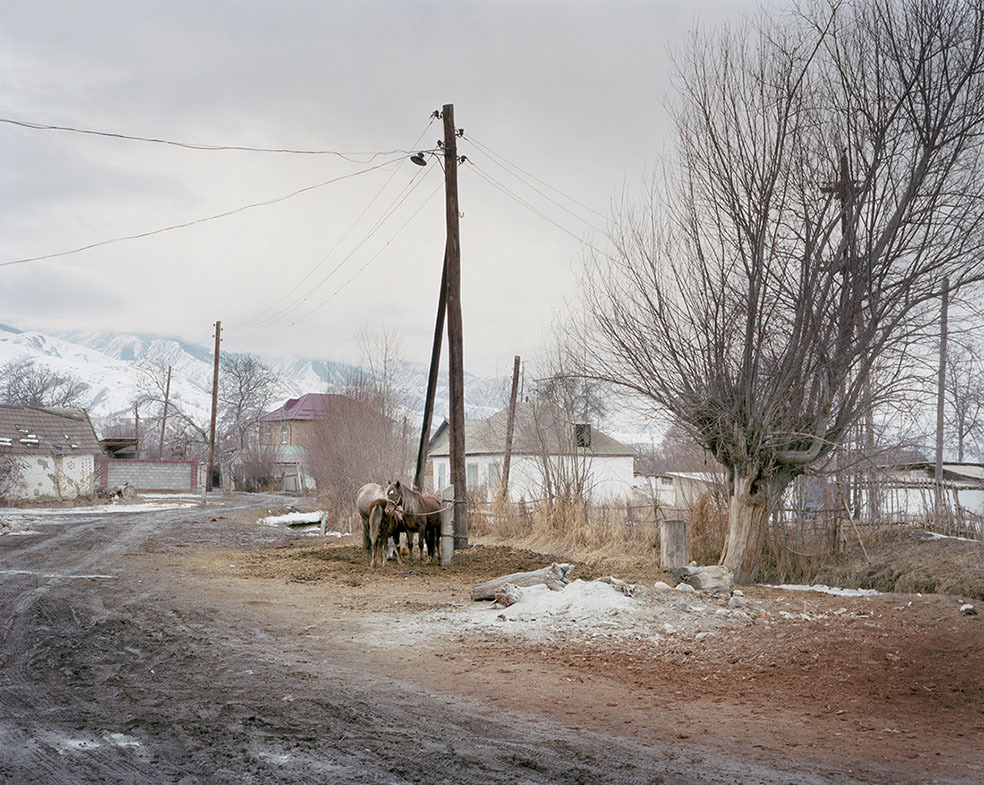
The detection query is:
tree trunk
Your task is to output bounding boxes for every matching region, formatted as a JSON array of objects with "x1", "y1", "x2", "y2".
[{"x1": 718, "y1": 473, "x2": 772, "y2": 584}]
